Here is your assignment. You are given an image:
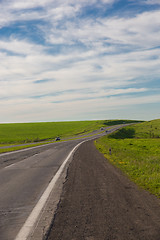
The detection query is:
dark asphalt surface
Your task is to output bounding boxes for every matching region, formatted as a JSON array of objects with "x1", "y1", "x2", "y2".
[
  {"x1": 0, "y1": 139, "x2": 84, "y2": 240},
  {"x1": 0, "y1": 124, "x2": 129, "y2": 240},
  {"x1": 47, "y1": 140, "x2": 160, "y2": 240}
]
